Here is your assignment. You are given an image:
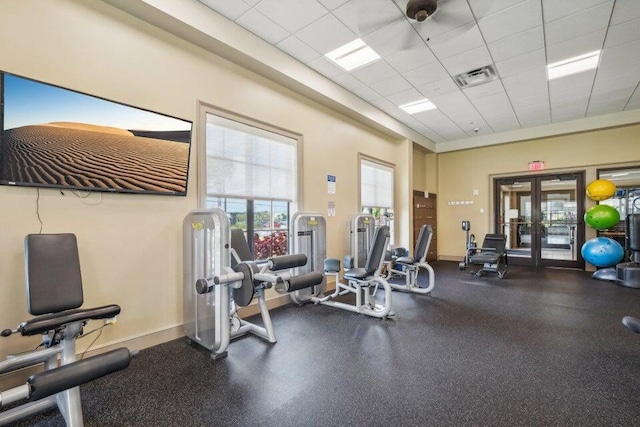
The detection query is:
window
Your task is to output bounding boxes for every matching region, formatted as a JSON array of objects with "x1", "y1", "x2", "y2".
[
  {"x1": 360, "y1": 157, "x2": 394, "y2": 242},
  {"x1": 201, "y1": 106, "x2": 299, "y2": 260}
]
